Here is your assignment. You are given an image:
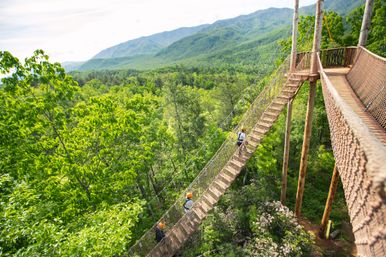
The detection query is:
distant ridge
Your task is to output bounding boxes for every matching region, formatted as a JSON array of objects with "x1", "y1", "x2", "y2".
[
  {"x1": 62, "y1": 61, "x2": 85, "y2": 72},
  {"x1": 92, "y1": 25, "x2": 209, "y2": 59},
  {"x1": 73, "y1": 0, "x2": 361, "y2": 71}
]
